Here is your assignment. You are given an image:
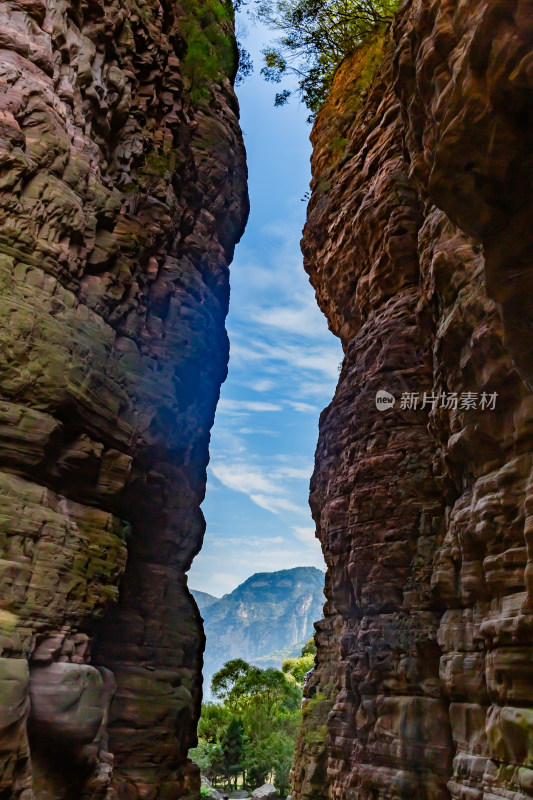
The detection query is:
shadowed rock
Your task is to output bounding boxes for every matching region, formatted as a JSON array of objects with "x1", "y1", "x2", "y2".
[{"x1": 0, "y1": 0, "x2": 248, "y2": 797}]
